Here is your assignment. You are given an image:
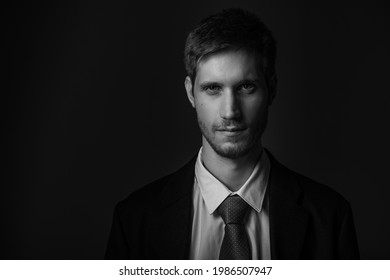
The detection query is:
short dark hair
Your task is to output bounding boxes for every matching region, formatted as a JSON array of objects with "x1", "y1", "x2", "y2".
[{"x1": 184, "y1": 8, "x2": 277, "y2": 89}]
